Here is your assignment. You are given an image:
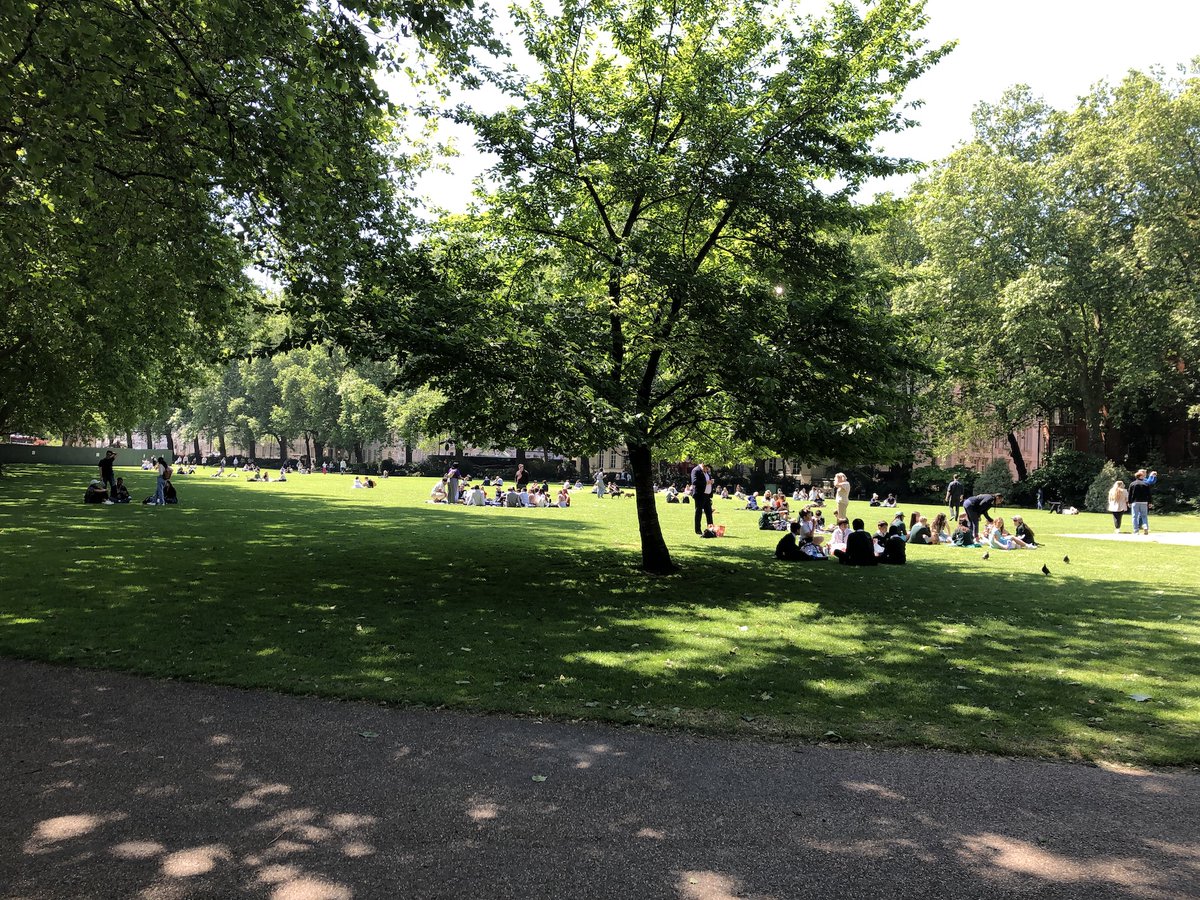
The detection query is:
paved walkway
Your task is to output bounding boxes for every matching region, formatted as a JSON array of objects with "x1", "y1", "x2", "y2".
[
  {"x1": 1062, "y1": 532, "x2": 1200, "y2": 547},
  {"x1": 2, "y1": 660, "x2": 1198, "y2": 900}
]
